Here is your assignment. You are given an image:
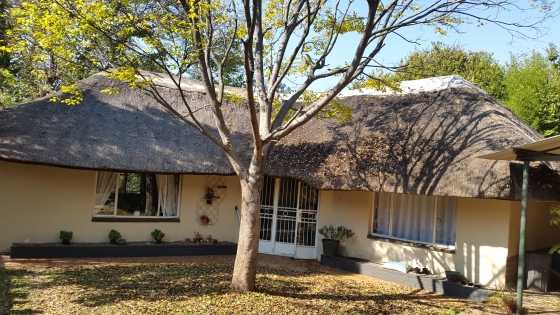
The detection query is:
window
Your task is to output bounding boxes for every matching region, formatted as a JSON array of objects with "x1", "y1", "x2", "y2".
[
  {"x1": 94, "y1": 171, "x2": 180, "y2": 217},
  {"x1": 371, "y1": 192, "x2": 456, "y2": 248}
]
